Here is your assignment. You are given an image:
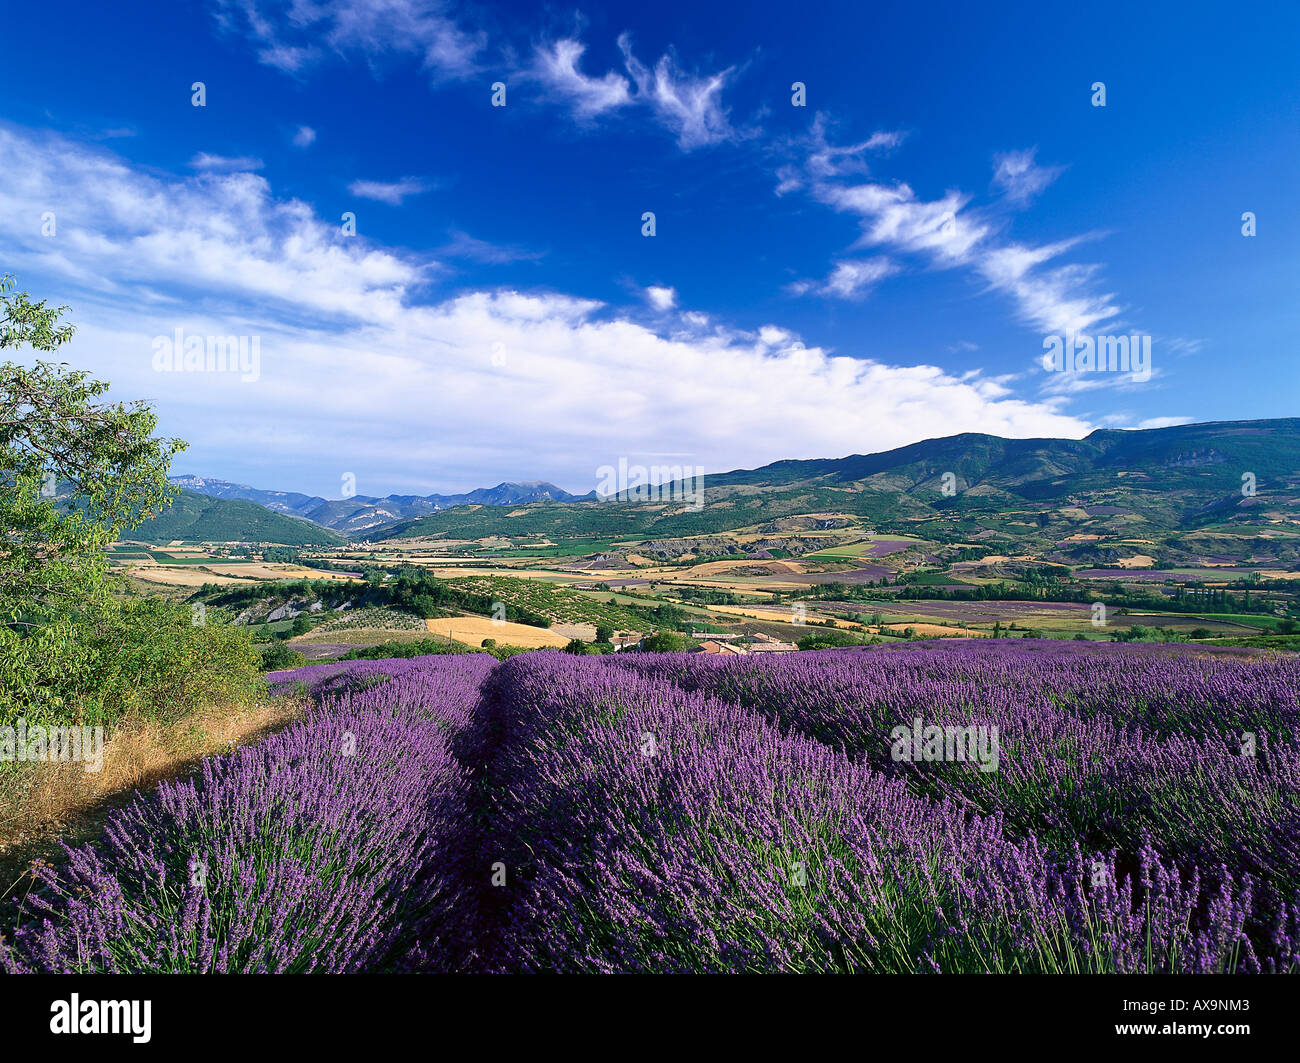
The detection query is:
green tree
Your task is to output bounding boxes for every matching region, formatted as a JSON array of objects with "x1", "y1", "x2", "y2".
[
  {"x1": 796, "y1": 627, "x2": 870, "y2": 651},
  {"x1": 1, "y1": 278, "x2": 185, "y2": 630},
  {"x1": 641, "y1": 631, "x2": 688, "y2": 652},
  {"x1": 0, "y1": 278, "x2": 259, "y2": 722}
]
